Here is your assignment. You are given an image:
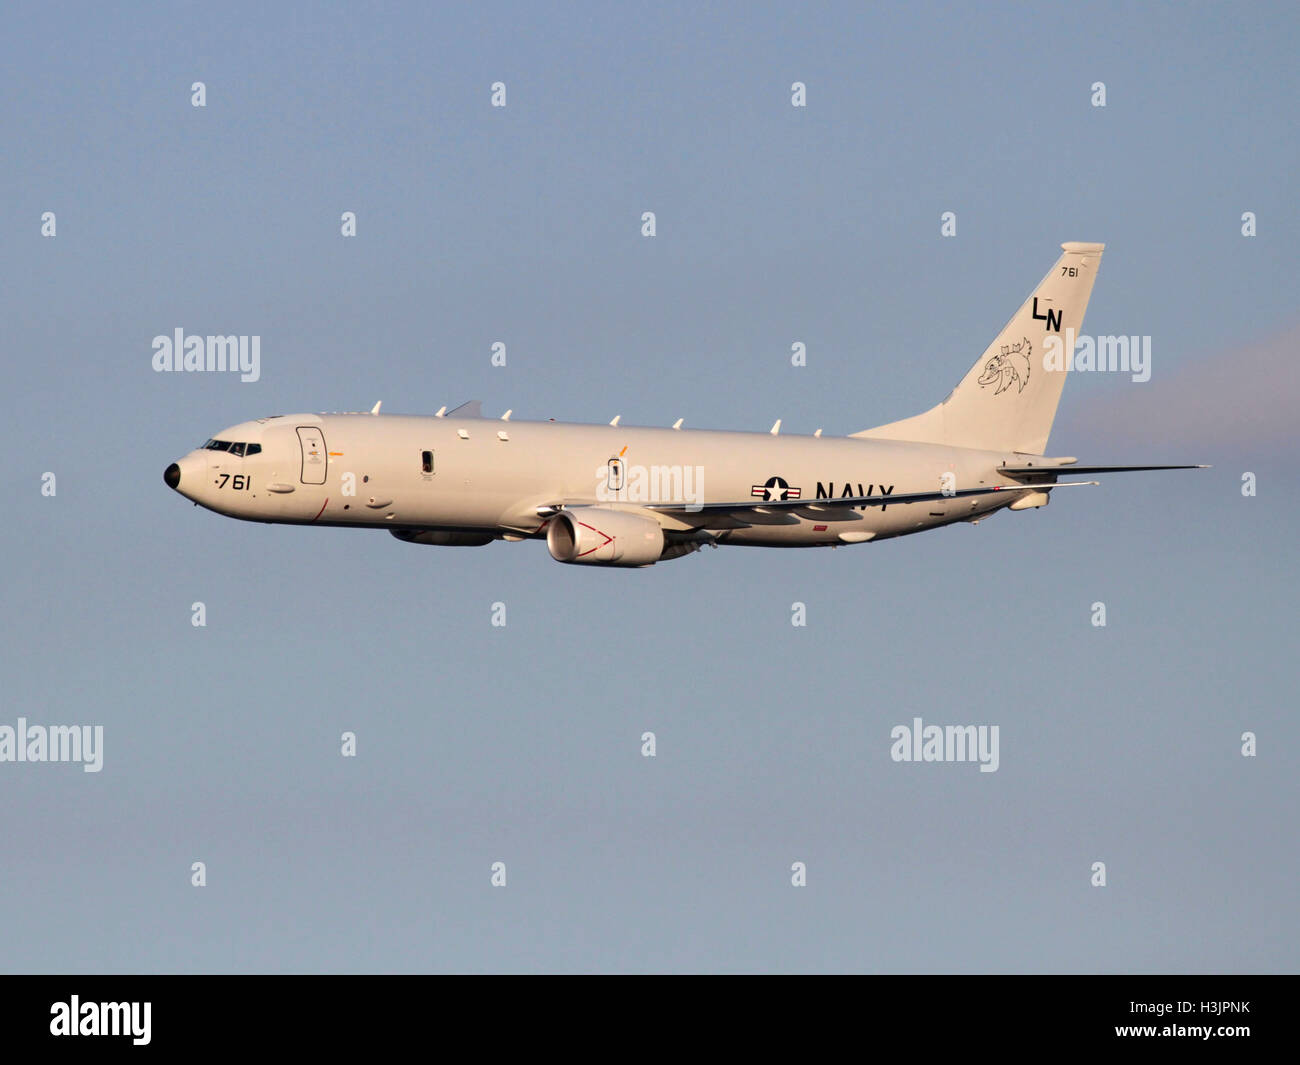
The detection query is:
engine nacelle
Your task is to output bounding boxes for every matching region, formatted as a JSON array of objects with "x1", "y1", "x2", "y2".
[
  {"x1": 390, "y1": 528, "x2": 494, "y2": 547},
  {"x1": 546, "y1": 508, "x2": 664, "y2": 567}
]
